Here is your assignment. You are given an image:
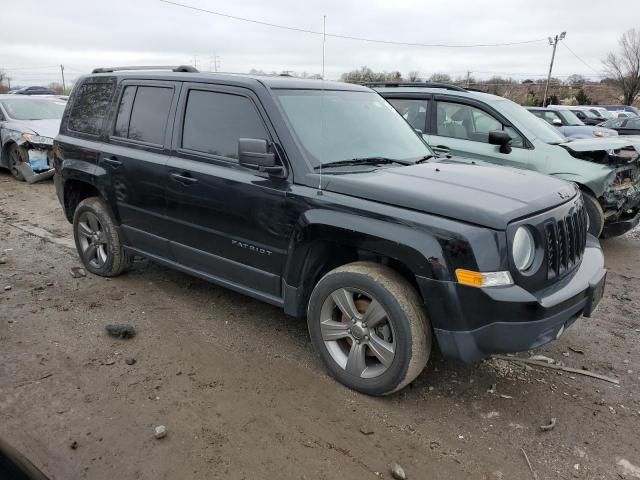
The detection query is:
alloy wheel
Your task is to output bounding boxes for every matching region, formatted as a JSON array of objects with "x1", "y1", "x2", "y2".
[
  {"x1": 319, "y1": 287, "x2": 396, "y2": 379},
  {"x1": 77, "y1": 211, "x2": 109, "y2": 268}
]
